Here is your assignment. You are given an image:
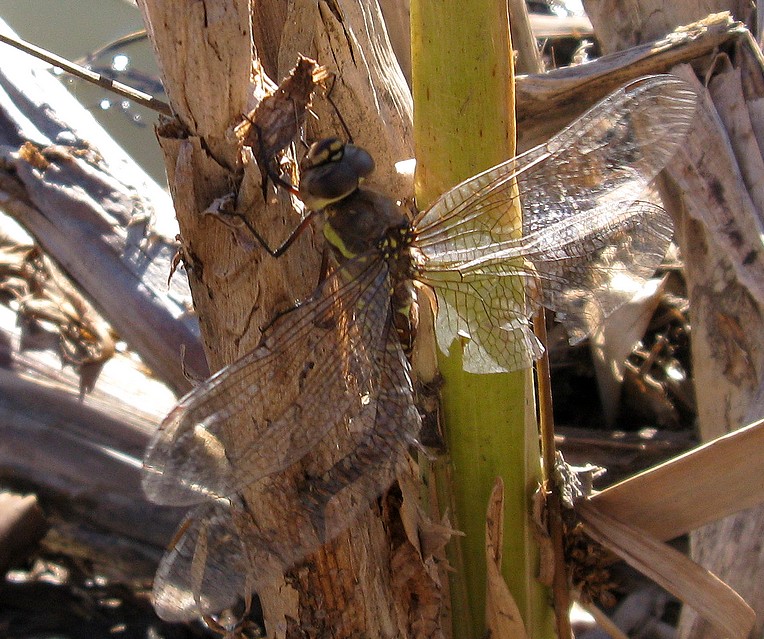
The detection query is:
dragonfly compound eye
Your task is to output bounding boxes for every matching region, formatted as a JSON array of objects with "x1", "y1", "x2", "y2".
[{"x1": 299, "y1": 139, "x2": 376, "y2": 210}]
